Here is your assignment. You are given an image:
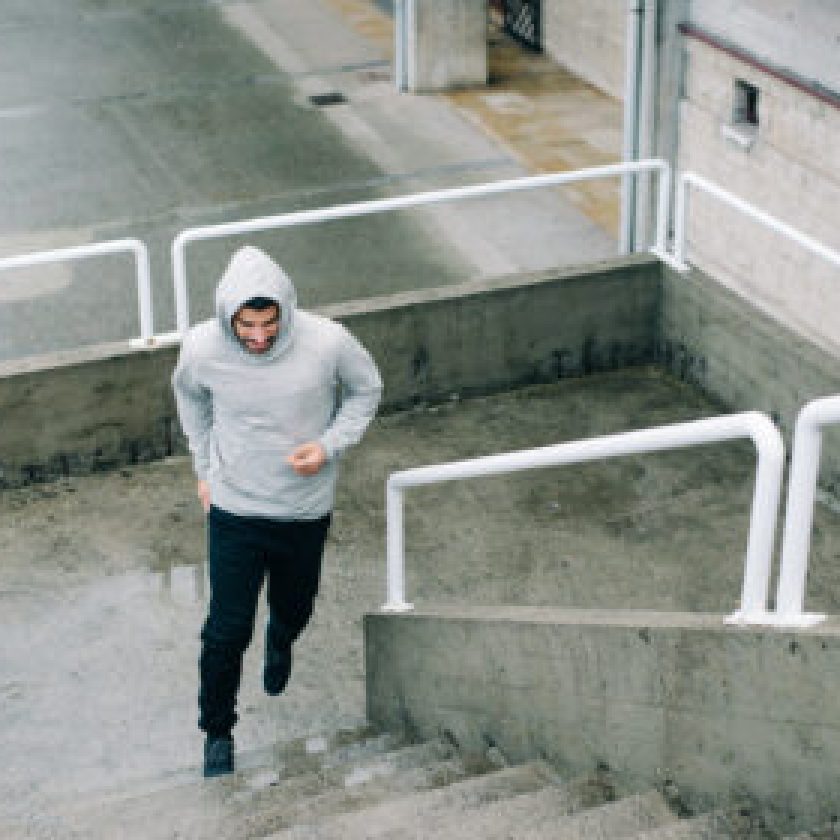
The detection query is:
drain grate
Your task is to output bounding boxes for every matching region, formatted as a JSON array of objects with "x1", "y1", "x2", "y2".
[{"x1": 308, "y1": 91, "x2": 348, "y2": 107}]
